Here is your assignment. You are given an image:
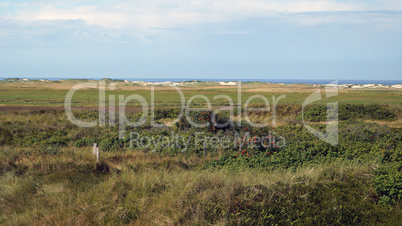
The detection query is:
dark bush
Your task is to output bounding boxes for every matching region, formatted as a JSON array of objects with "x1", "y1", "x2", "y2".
[
  {"x1": 74, "y1": 137, "x2": 102, "y2": 147},
  {"x1": 303, "y1": 104, "x2": 396, "y2": 122},
  {"x1": 372, "y1": 162, "x2": 402, "y2": 207}
]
